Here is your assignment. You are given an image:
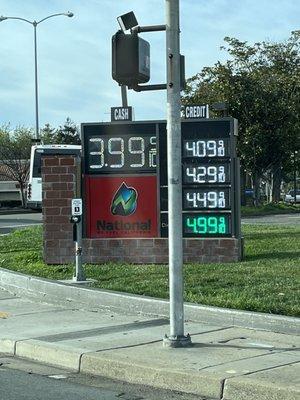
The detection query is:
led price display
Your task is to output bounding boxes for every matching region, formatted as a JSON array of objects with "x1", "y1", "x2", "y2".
[
  {"x1": 183, "y1": 163, "x2": 230, "y2": 184},
  {"x1": 88, "y1": 134, "x2": 156, "y2": 173},
  {"x1": 183, "y1": 213, "x2": 231, "y2": 237},
  {"x1": 183, "y1": 188, "x2": 230, "y2": 209},
  {"x1": 183, "y1": 139, "x2": 230, "y2": 158}
]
